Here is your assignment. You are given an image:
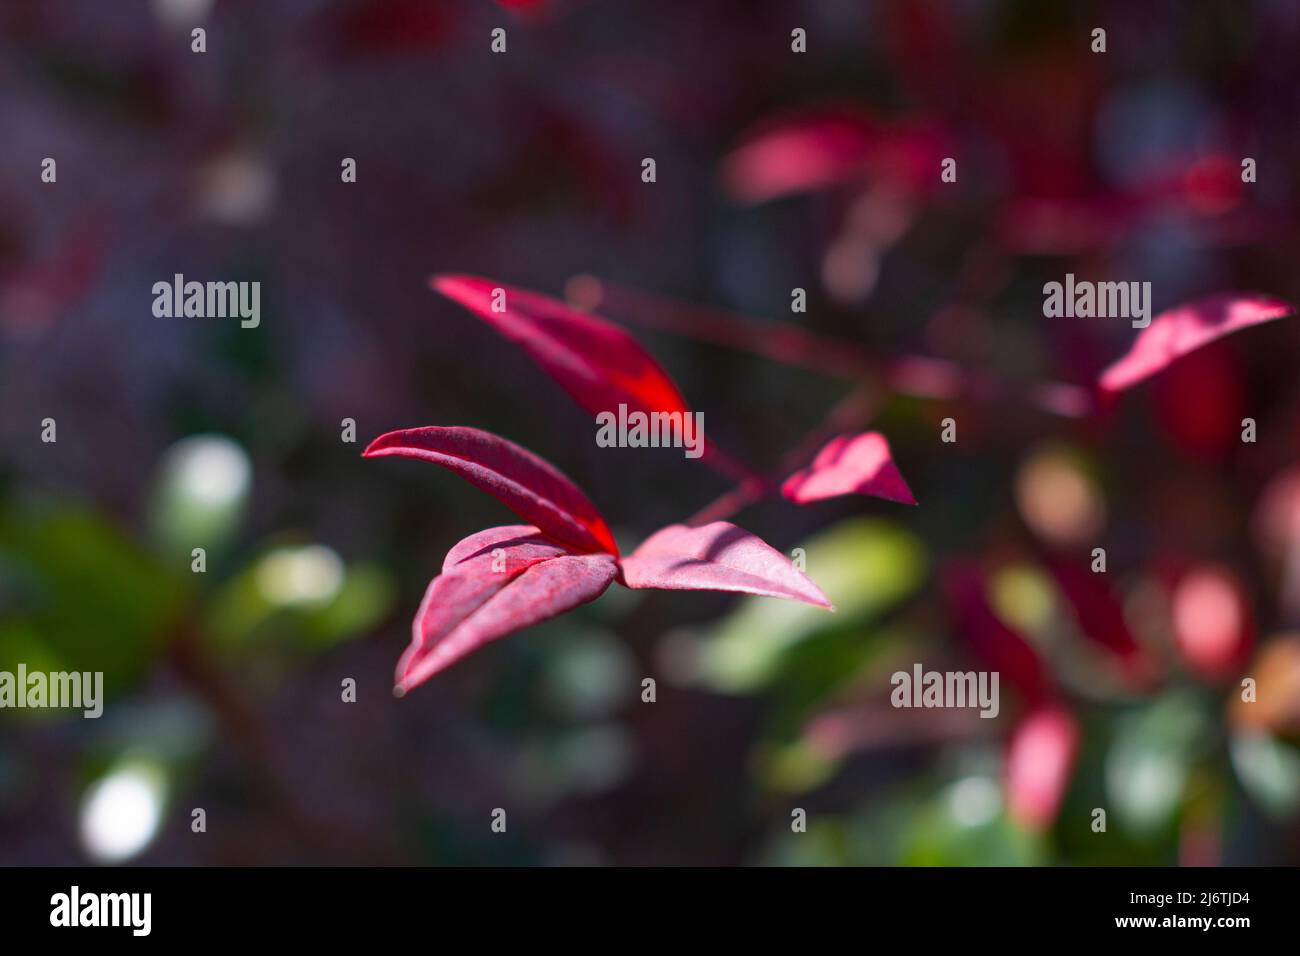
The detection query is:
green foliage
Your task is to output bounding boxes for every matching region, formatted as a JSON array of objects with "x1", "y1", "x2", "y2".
[
  {"x1": 685, "y1": 517, "x2": 927, "y2": 693},
  {"x1": 0, "y1": 505, "x2": 185, "y2": 704}
]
